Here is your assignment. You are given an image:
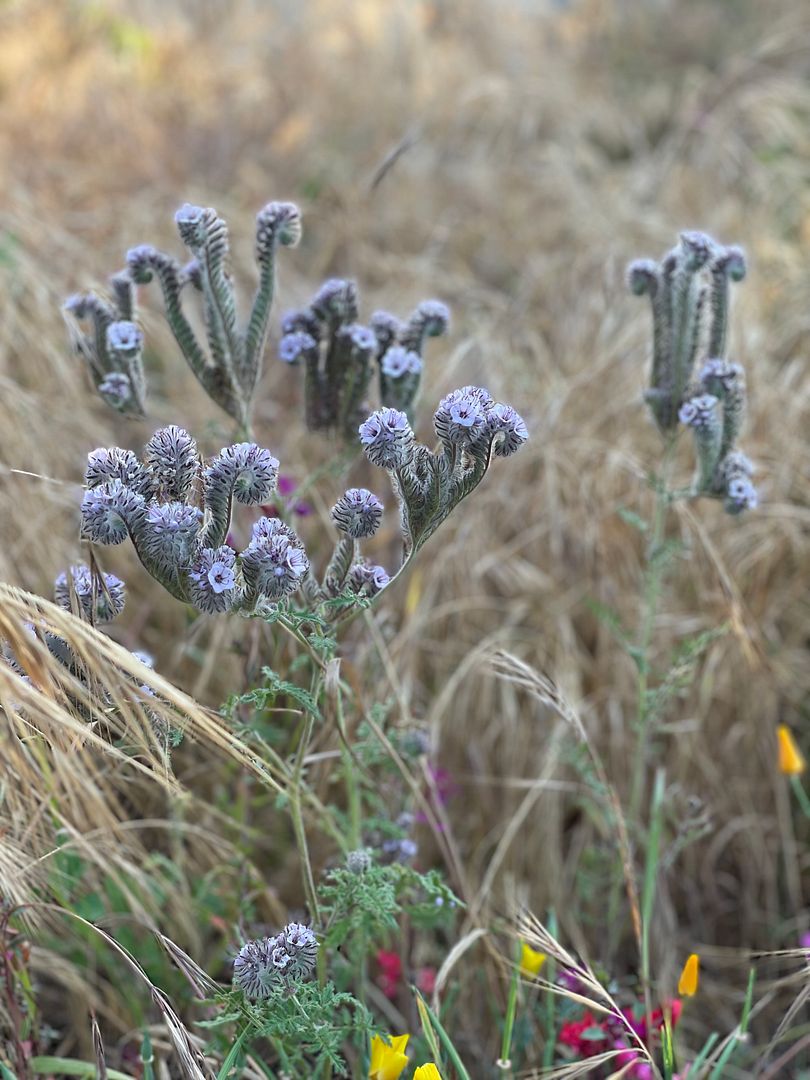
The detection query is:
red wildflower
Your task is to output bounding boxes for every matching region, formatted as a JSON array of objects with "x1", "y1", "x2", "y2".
[{"x1": 376, "y1": 949, "x2": 402, "y2": 999}]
